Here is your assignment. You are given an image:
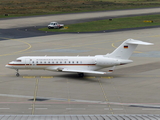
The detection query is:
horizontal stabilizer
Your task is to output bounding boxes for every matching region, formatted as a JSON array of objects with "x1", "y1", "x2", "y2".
[{"x1": 126, "y1": 39, "x2": 154, "y2": 45}]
